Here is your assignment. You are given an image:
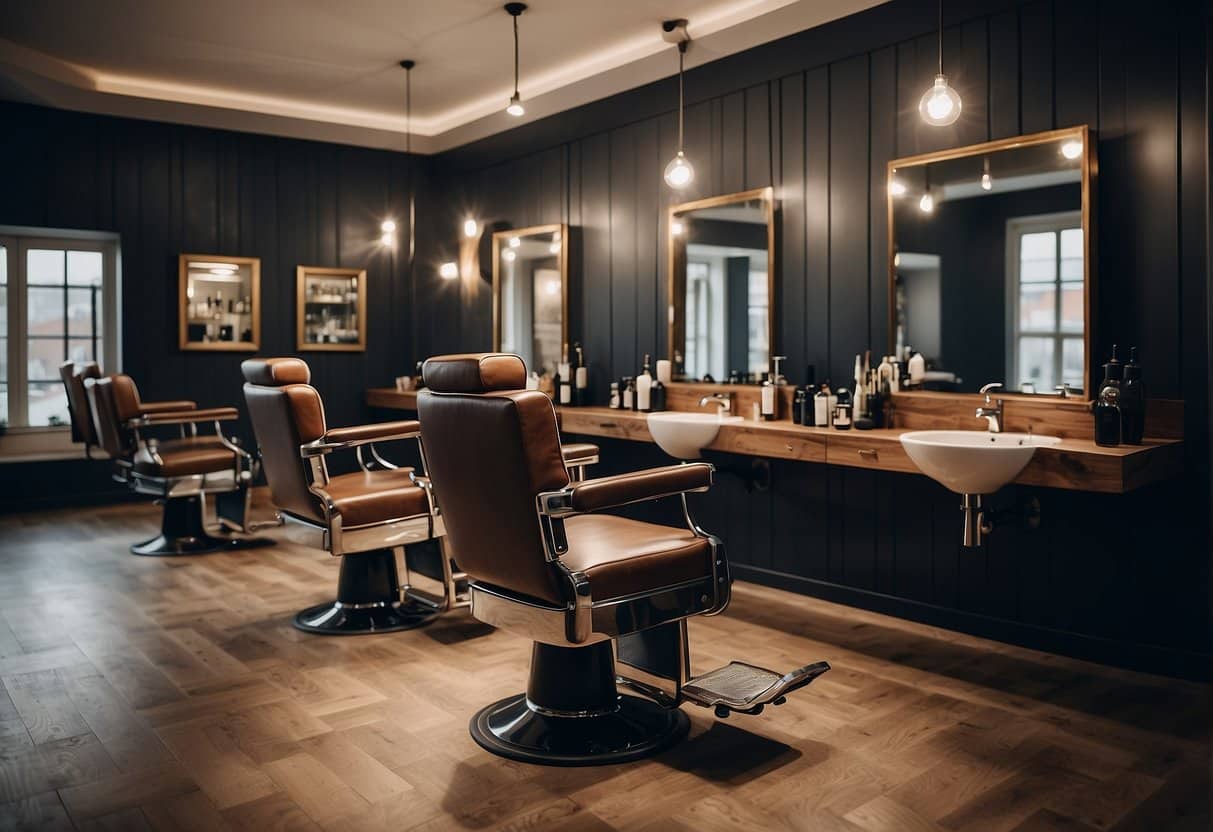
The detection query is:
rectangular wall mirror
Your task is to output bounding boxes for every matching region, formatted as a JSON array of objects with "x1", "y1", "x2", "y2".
[
  {"x1": 178, "y1": 254, "x2": 260, "y2": 351},
  {"x1": 493, "y1": 223, "x2": 567, "y2": 376},
  {"x1": 888, "y1": 126, "x2": 1094, "y2": 397},
  {"x1": 297, "y1": 266, "x2": 366, "y2": 351},
  {"x1": 668, "y1": 187, "x2": 775, "y2": 383}
]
